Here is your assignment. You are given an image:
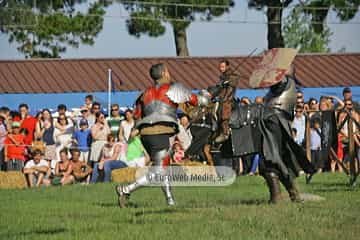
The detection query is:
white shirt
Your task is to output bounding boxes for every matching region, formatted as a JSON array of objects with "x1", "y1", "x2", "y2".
[
  {"x1": 176, "y1": 124, "x2": 192, "y2": 151},
  {"x1": 292, "y1": 115, "x2": 306, "y2": 145},
  {"x1": 24, "y1": 159, "x2": 49, "y2": 169},
  {"x1": 120, "y1": 120, "x2": 134, "y2": 142}
]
